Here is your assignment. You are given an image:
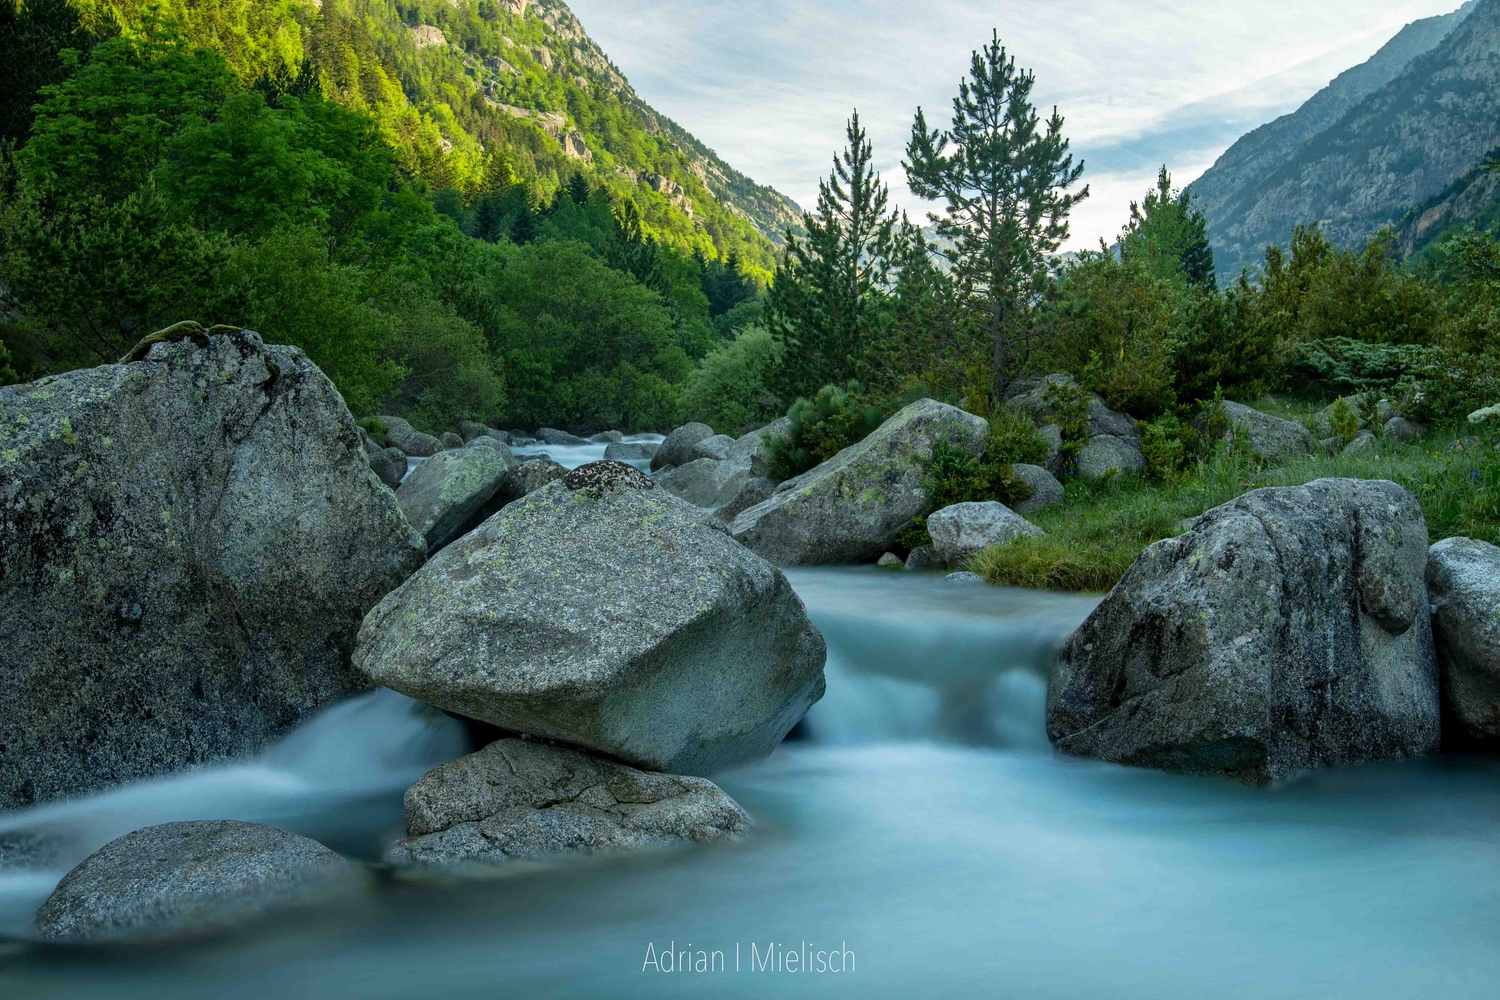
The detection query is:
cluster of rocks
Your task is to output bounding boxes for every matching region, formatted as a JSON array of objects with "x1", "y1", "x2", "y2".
[
  {"x1": 1046, "y1": 477, "x2": 1500, "y2": 783},
  {"x1": 1308, "y1": 396, "x2": 1426, "y2": 455},
  {"x1": 0, "y1": 329, "x2": 826, "y2": 944}
]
